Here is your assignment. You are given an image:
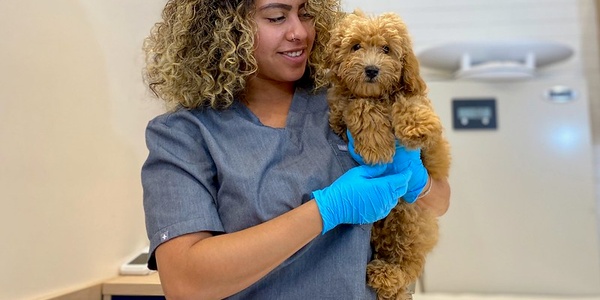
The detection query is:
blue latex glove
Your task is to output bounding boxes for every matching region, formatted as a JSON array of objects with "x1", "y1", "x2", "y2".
[
  {"x1": 347, "y1": 130, "x2": 428, "y2": 203},
  {"x1": 312, "y1": 164, "x2": 411, "y2": 234}
]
